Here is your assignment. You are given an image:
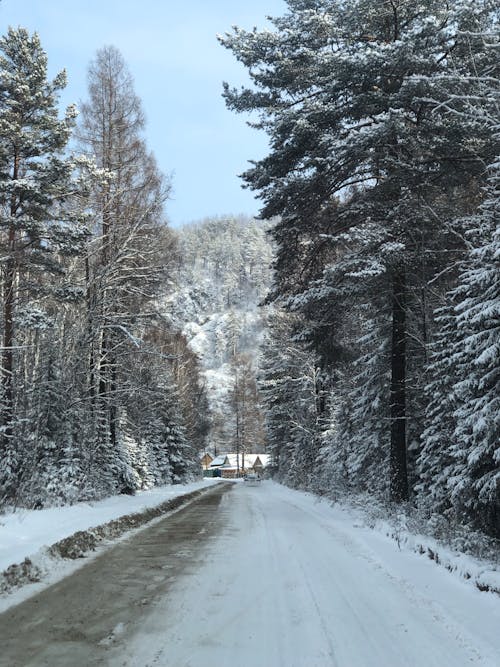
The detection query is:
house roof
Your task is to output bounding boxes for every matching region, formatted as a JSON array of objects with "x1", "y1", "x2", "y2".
[
  {"x1": 209, "y1": 455, "x2": 230, "y2": 467},
  {"x1": 254, "y1": 454, "x2": 270, "y2": 467}
]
